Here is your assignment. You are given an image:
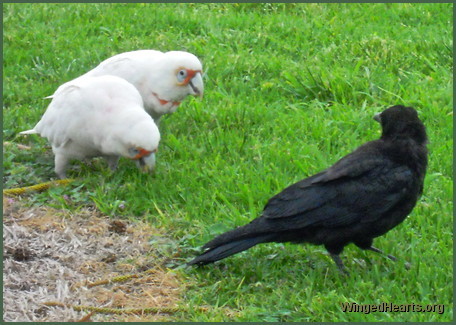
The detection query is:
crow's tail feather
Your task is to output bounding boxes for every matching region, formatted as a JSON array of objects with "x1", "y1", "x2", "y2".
[{"x1": 188, "y1": 234, "x2": 275, "y2": 266}]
